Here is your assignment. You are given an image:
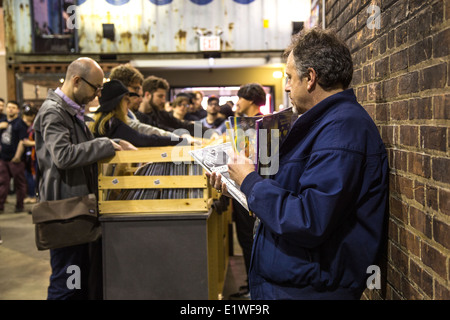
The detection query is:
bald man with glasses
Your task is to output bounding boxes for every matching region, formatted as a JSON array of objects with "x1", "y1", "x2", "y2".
[{"x1": 33, "y1": 57, "x2": 135, "y2": 300}]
